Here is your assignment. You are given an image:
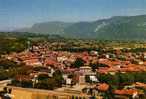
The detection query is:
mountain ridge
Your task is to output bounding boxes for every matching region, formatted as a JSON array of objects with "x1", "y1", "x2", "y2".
[{"x1": 15, "y1": 14, "x2": 146, "y2": 40}]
